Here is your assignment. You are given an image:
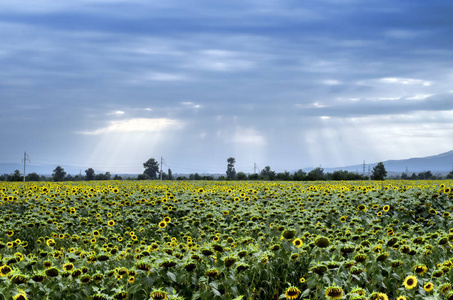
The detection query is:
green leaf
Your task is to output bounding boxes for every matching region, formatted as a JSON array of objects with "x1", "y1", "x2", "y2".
[
  {"x1": 209, "y1": 281, "x2": 219, "y2": 290},
  {"x1": 301, "y1": 288, "x2": 311, "y2": 297},
  {"x1": 167, "y1": 271, "x2": 177, "y2": 282},
  {"x1": 212, "y1": 288, "x2": 221, "y2": 296}
]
